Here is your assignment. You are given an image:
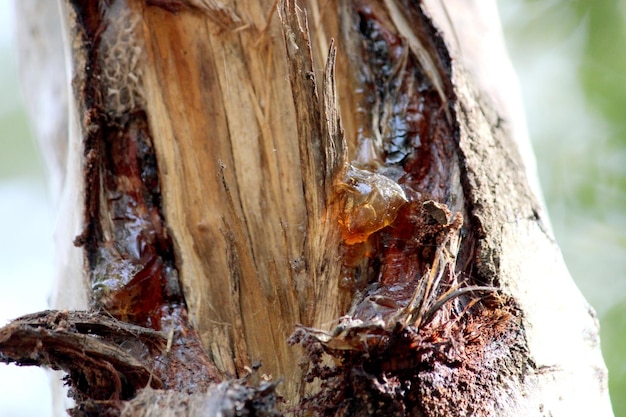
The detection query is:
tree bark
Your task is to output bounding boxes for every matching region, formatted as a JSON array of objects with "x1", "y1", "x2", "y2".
[{"x1": 4, "y1": 0, "x2": 613, "y2": 416}]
